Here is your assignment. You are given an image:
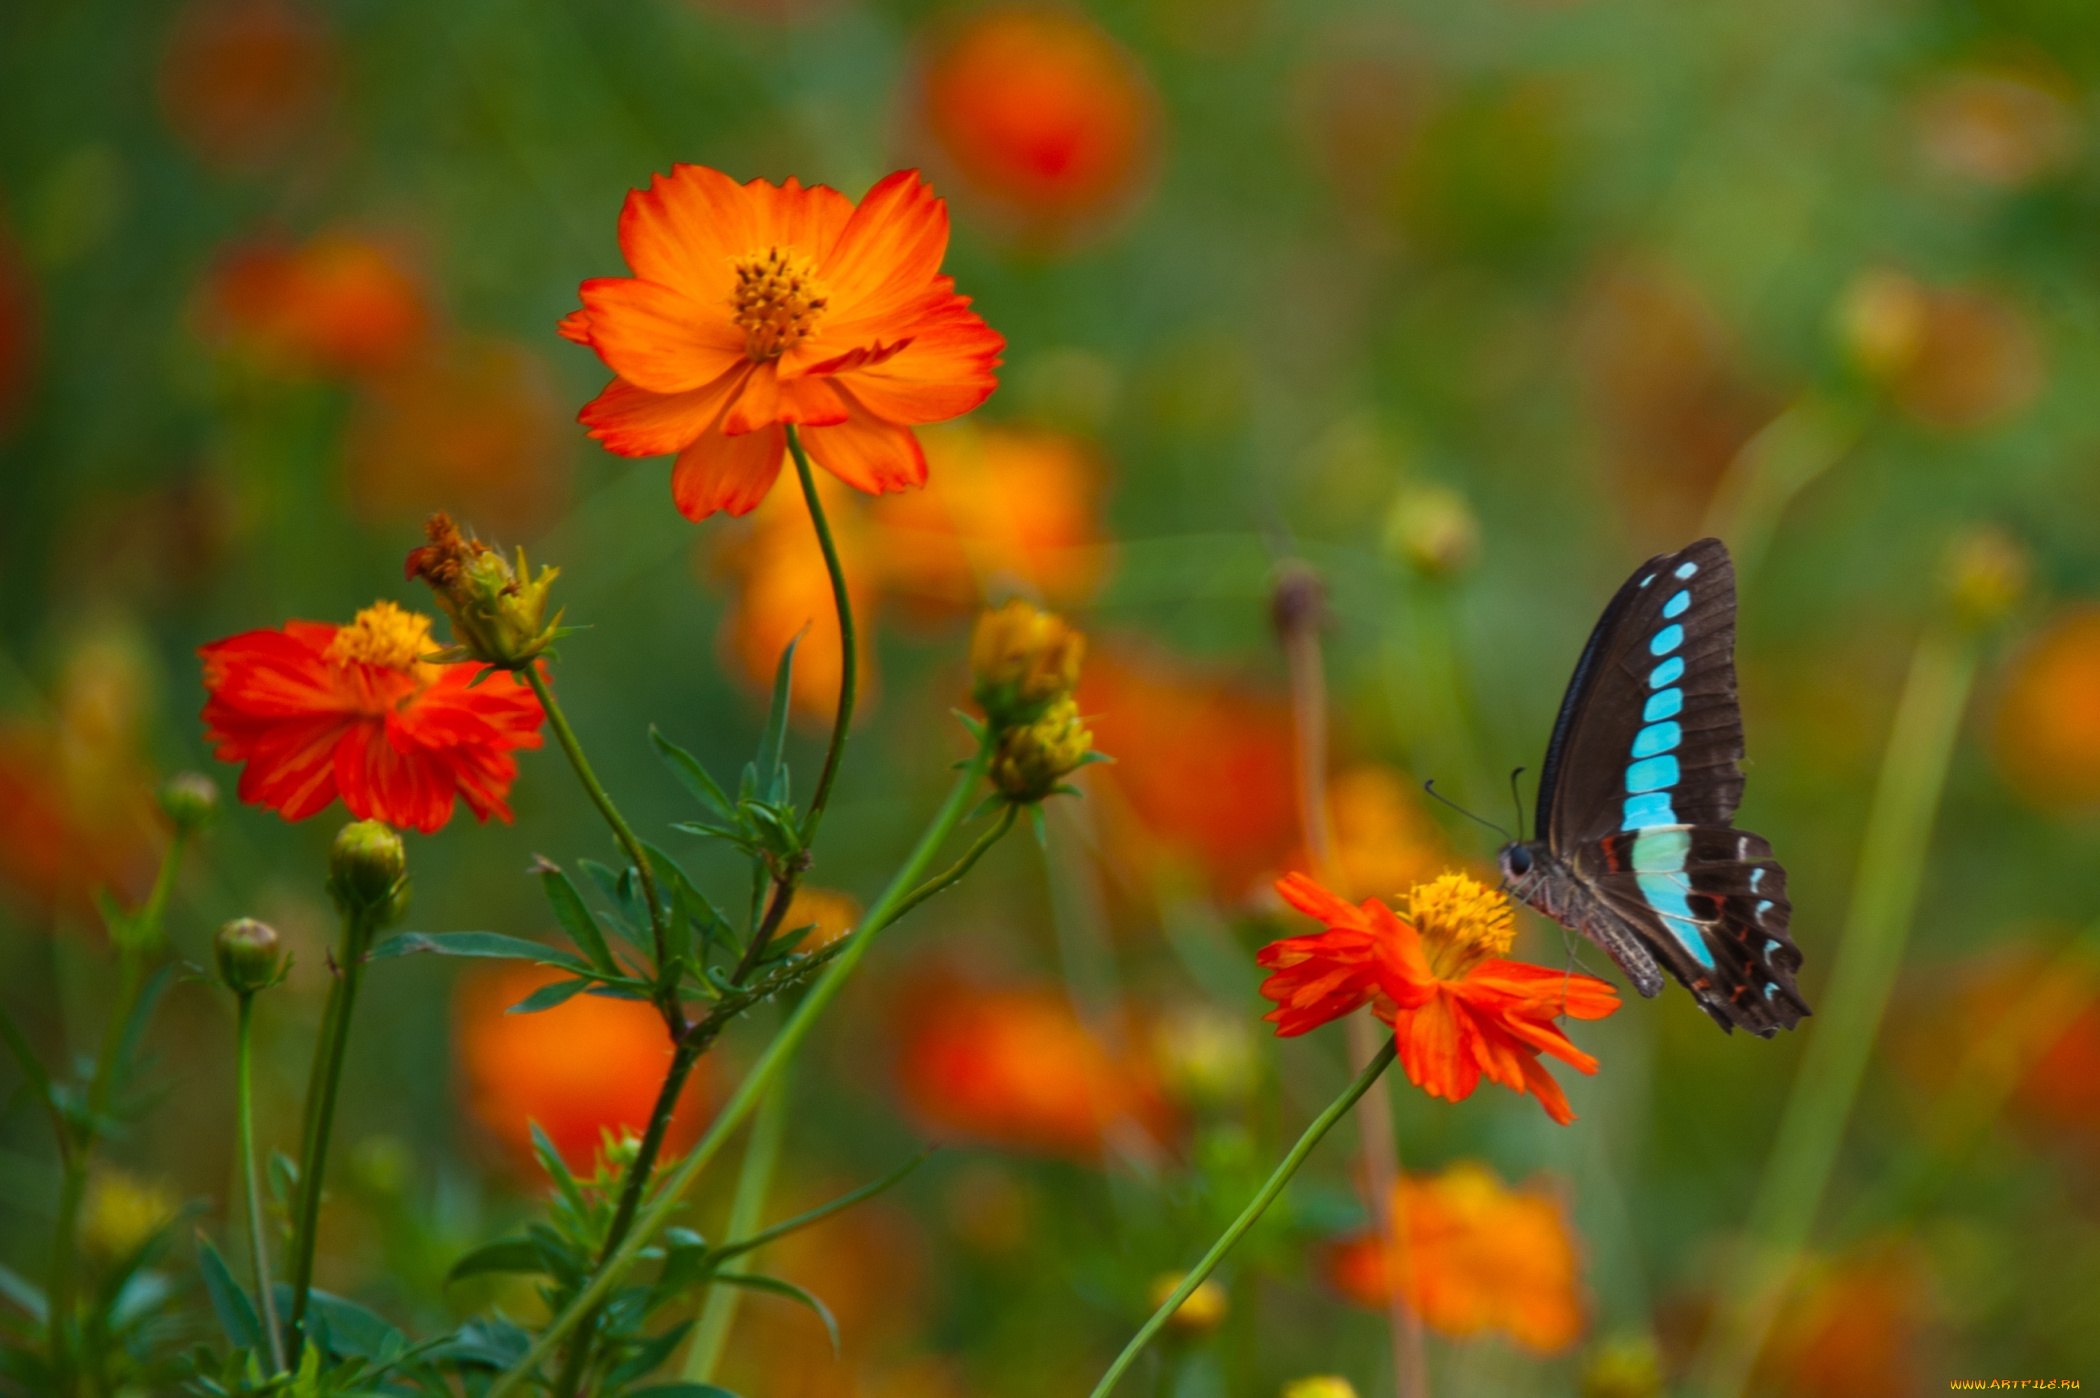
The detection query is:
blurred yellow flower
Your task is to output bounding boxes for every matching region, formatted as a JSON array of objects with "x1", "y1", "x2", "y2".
[
  {"x1": 783, "y1": 885, "x2": 860, "y2": 950},
  {"x1": 1147, "y1": 1271, "x2": 1229, "y2": 1334},
  {"x1": 1281, "y1": 1379, "x2": 1359, "y2": 1398},
  {"x1": 82, "y1": 1168, "x2": 180, "y2": 1259}
]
